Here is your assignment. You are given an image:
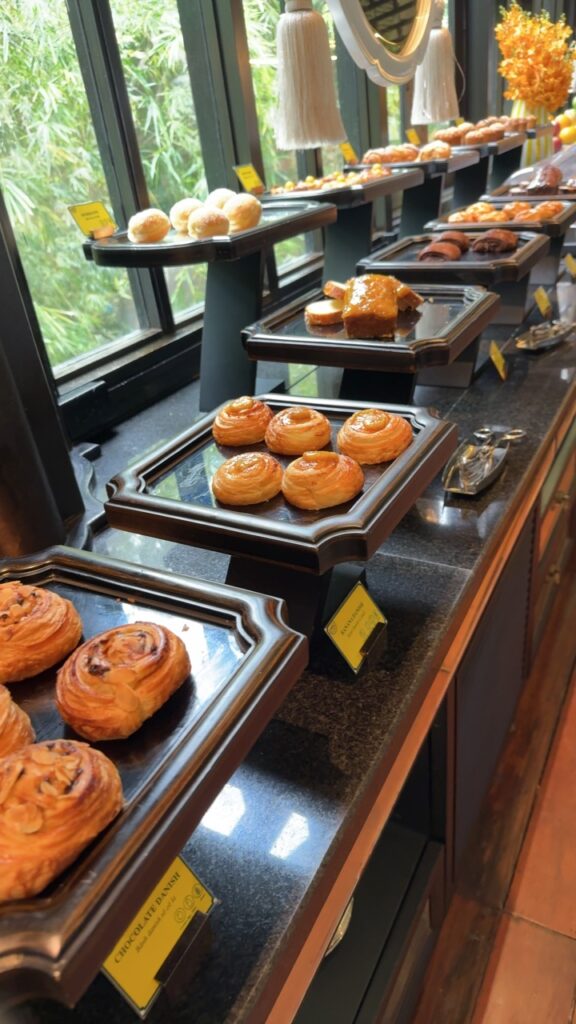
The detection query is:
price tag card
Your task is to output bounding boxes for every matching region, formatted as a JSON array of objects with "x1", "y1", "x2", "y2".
[
  {"x1": 565, "y1": 253, "x2": 576, "y2": 279},
  {"x1": 233, "y1": 164, "x2": 265, "y2": 194},
  {"x1": 455, "y1": 117, "x2": 465, "y2": 126},
  {"x1": 102, "y1": 857, "x2": 215, "y2": 1018},
  {"x1": 340, "y1": 141, "x2": 359, "y2": 164},
  {"x1": 406, "y1": 128, "x2": 421, "y2": 146},
  {"x1": 489, "y1": 340, "x2": 508, "y2": 381},
  {"x1": 68, "y1": 201, "x2": 116, "y2": 238},
  {"x1": 325, "y1": 581, "x2": 387, "y2": 674},
  {"x1": 534, "y1": 286, "x2": 552, "y2": 319}
]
